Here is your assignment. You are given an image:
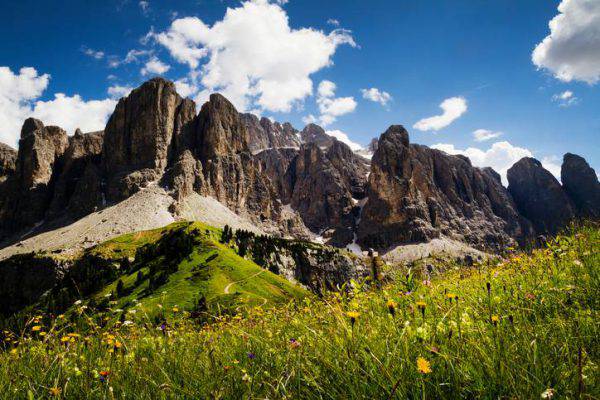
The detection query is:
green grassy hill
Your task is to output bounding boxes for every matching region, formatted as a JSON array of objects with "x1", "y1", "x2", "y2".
[
  {"x1": 88, "y1": 221, "x2": 306, "y2": 316},
  {"x1": 0, "y1": 225, "x2": 598, "y2": 399}
]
